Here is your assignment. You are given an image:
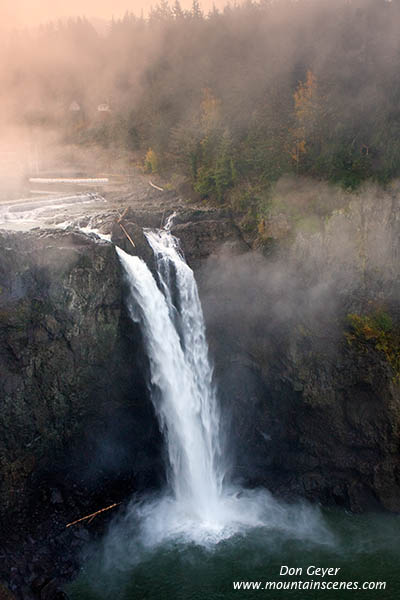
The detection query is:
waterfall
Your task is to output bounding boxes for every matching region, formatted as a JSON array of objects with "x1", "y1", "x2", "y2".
[
  {"x1": 114, "y1": 223, "x2": 330, "y2": 547},
  {"x1": 116, "y1": 227, "x2": 224, "y2": 525}
]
